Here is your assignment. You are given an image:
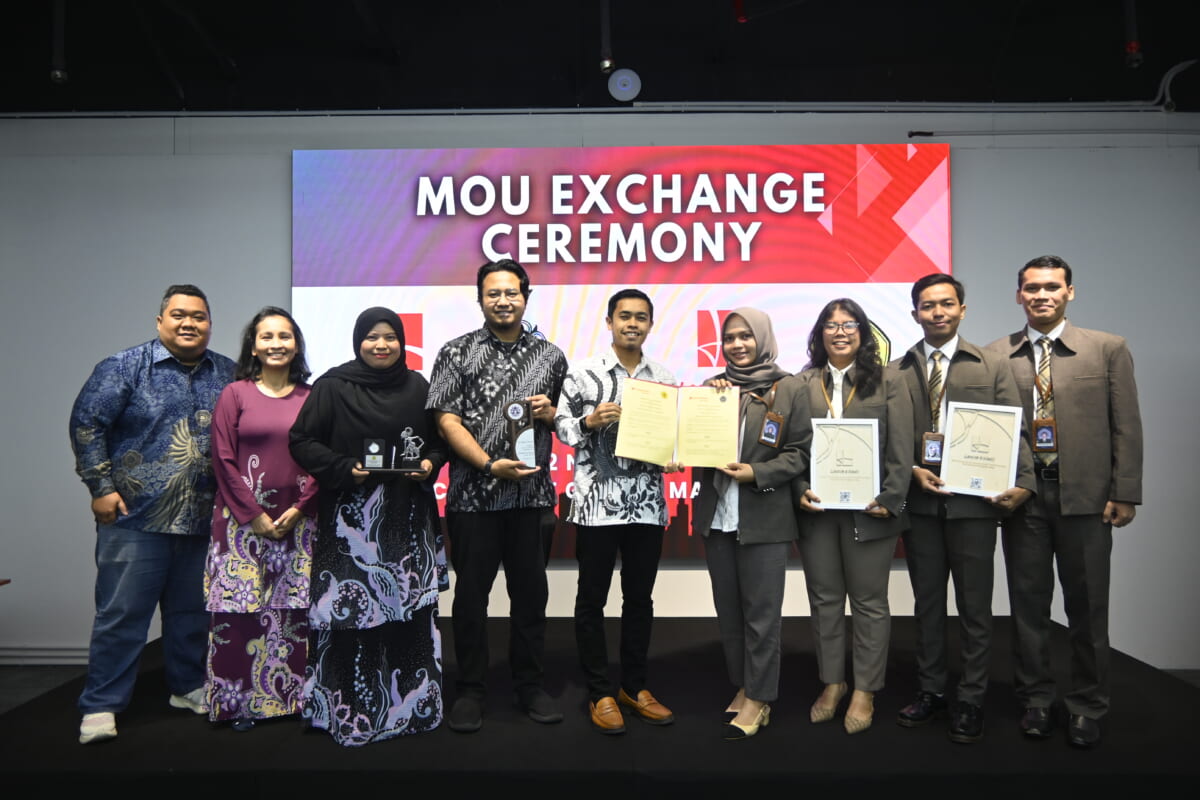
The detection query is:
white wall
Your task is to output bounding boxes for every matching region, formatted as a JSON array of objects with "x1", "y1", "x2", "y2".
[{"x1": 1, "y1": 111, "x2": 1197, "y2": 667}]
